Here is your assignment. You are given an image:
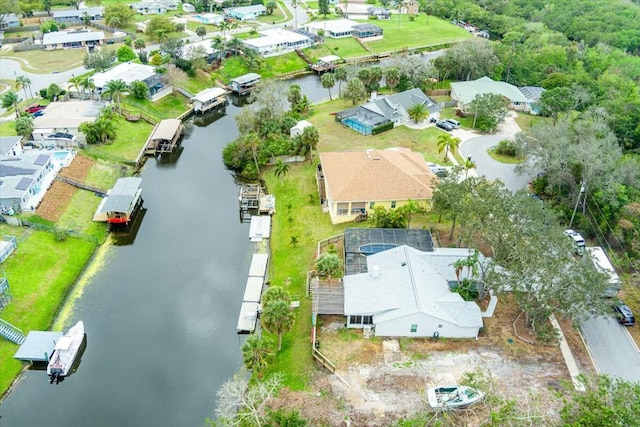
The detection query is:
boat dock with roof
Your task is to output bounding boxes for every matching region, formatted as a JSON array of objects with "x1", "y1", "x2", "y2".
[
  {"x1": 144, "y1": 119, "x2": 184, "y2": 156},
  {"x1": 93, "y1": 177, "x2": 143, "y2": 225},
  {"x1": 237, "y1": 253, "x2": 269, "y2": 333},
  {"x1": 229, "y1": 73, "x2": 261, "y2": 96},
  {"x1": 191, "y1": 87, "x2": 228, "y2": 114}
]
